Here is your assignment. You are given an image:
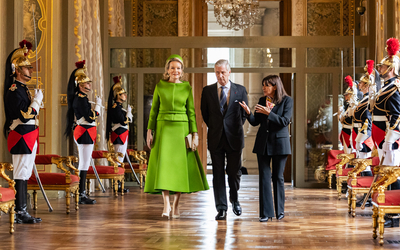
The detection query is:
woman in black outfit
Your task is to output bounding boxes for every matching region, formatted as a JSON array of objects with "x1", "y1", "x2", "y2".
[{"x1": 239, "y1": 75, "x2": 293, "y2": 222}]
